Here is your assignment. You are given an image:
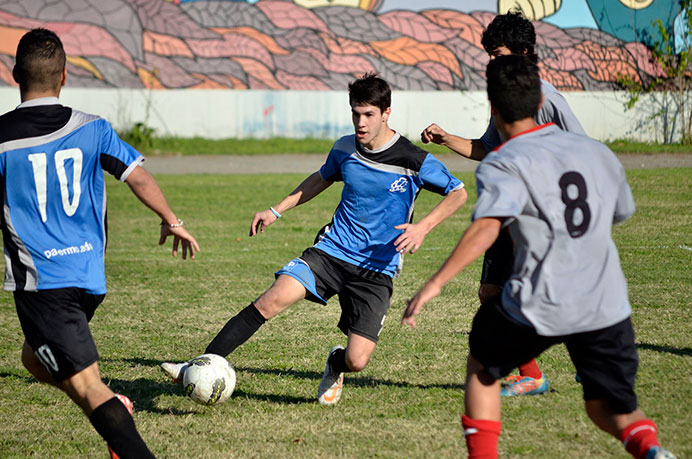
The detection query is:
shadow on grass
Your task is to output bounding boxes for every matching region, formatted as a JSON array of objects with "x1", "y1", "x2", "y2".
[
  {"x1": 232, "y1": 389, "x2": 313, "y2": 404},
  {"x1": 104, "y1": 358, "x2": 317, "y2": 406},
  {"x1": 108, "y1": 357, "x2": 466, "y2": 391},
  {"x1": 637, "y1": 342, "x2": 692, "y2": 357},
  {"x1": 0, "y1": 370, "x2": 34, "y2": 383},
  {"x1": 103, "y1": 377, "x2": 199, "y2": 415},
  {"x1": 234, "y1": 366, "x2": 466, "y2": 391},
  {"x1": 99, "y1": 357, "x2": 465, "y2": 408}
]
